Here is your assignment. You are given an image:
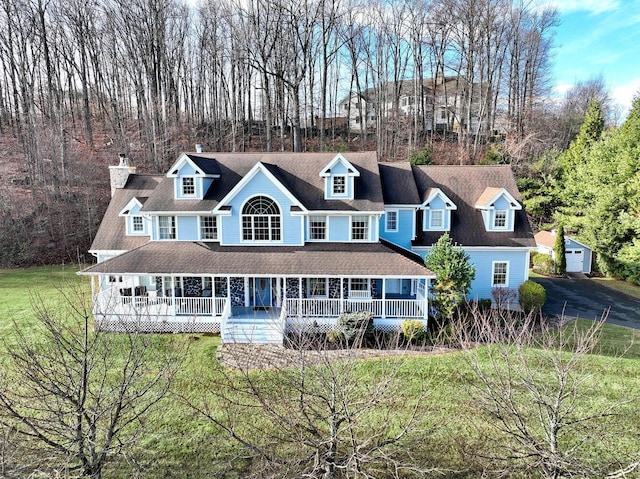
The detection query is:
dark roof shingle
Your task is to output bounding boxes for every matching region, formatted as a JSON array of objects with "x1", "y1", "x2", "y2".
[
  {"x1": 411, "y1": 165, "x2": 535, "y2": 248},
  {"x1": 82, "y1": 241, "x2": 432, "y2": 277}
]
